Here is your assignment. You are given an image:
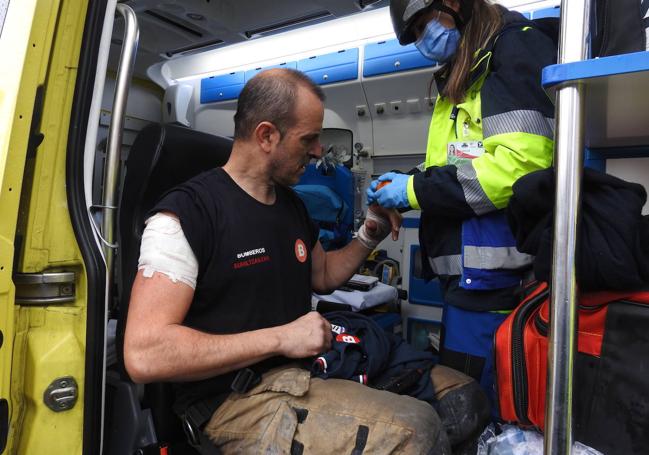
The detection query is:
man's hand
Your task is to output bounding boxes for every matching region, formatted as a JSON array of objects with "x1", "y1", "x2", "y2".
[
  {"x1": 357, "y1": 205, "x2": 402, "y2": 250},
  {"x1": 276, "y1": 312, "x2": 333, "y2": 358},
  {"x1": 365, "y1": 204, "x2": 402, "y2": 241}
]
